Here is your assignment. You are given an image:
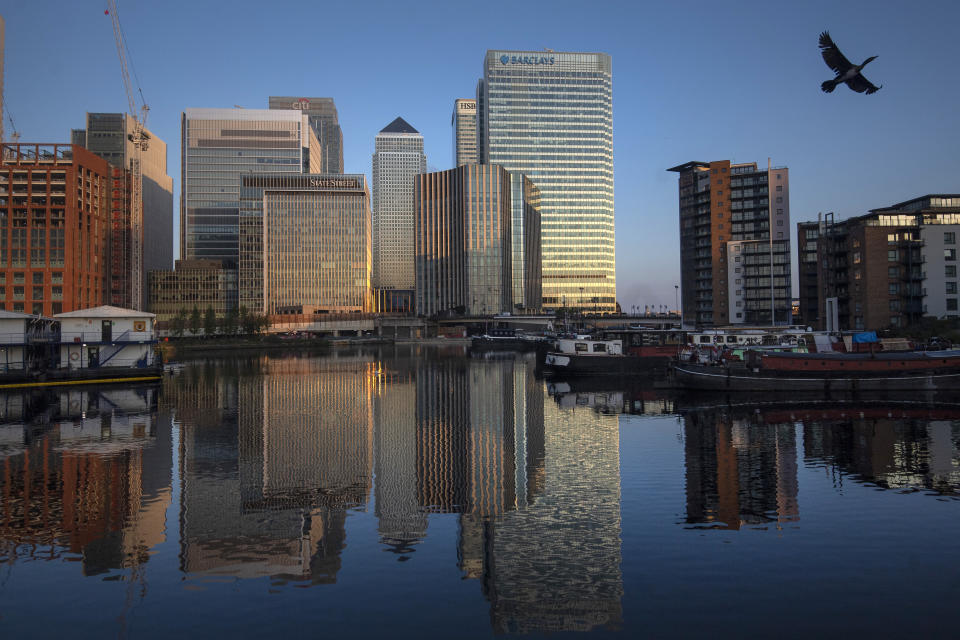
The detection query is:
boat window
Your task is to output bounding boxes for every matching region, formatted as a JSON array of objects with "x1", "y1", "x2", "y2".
[
  {"x1": 575, "y1": 342, "x2": 588, "y2": 352},
  {"x1": 714, "y1": 336, "x2": 724, "y2": 344},
  {"x1": 699, "y1": 336, "x2": 711, "y2": 344},
  {"x1": 726, "y1": 336, "x2": 737, "y2": 343},
  {"x1": 593, "y1": 343, "x2": 606, "y2": 353}
]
